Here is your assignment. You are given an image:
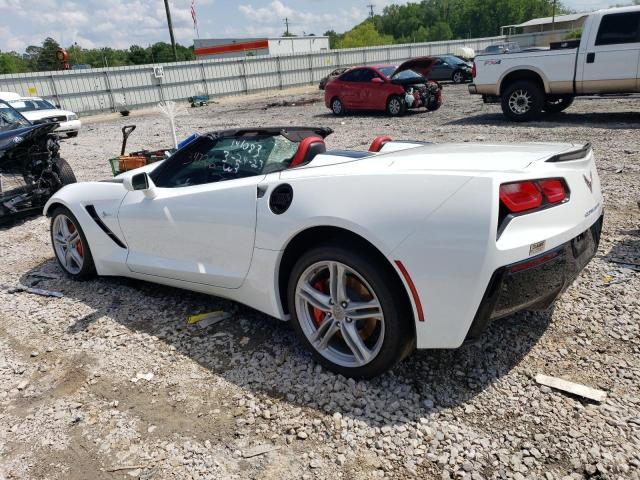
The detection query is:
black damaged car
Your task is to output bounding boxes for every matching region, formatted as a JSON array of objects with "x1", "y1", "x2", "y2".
[{"x1": 0, "y1": 100, "x2": 76, "y2": 223}]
